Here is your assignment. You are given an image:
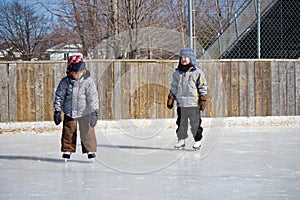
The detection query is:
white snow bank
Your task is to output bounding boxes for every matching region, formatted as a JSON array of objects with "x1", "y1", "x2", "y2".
[
  {"x1": 0, "y1": 116, "x2": 299, "y2": 134},
  {"x1": 0, "y1": 116, "x2": 300, "y2": 134}
]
